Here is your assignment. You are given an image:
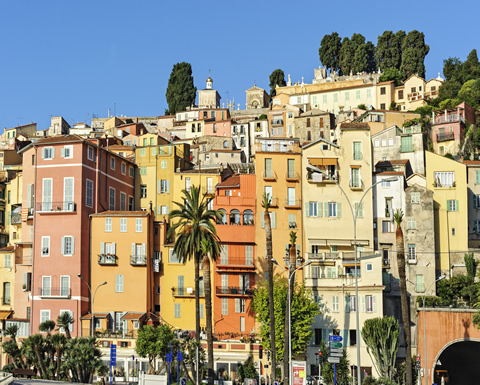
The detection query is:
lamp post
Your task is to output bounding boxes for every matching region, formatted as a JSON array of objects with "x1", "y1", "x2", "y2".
[
  {"x1": 272, "y1": 258, "x2": 312, "y2": 385},
  {"x1": 422, "y1": 275, "x2": 445, "y2": 385},
  {"x1": 78, "y1": 274, "x2": 107, "y2": 337},
  {"x1": 307, "y1": 165, "x2": 398, "y2": 385}
]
